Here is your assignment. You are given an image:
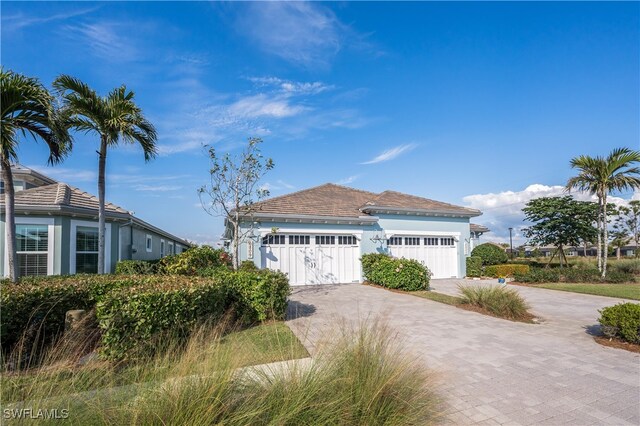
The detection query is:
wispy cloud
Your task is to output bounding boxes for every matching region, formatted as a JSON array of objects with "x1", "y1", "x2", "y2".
[
  {"x1": 336, "y1": 175, "x2": 361, "y2": 185},
  {"x1": 133, "y1": 184, "x2": 183, "y2": 192},
  {"x1": 235, "y1": 2, "x2": 350, "y2": 68},
  {"x1": 27, "y1": 166, "x2": 95, "y2": 183},
  {"x1": 361, "y1": 144, "x2": 417, "y2": 165},
  {"x1": 248, "y1": 76, "x2": 334, "y2": 96},
  {"x1": 2, "y1": 6, "x2": 99, "y2": 32},
  {"x1": 62, "y1": 21, "x2": 138, "y2": 61},
  {"x1": 227, "y1": 94, "x2": 308, "y2": 119}
]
